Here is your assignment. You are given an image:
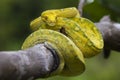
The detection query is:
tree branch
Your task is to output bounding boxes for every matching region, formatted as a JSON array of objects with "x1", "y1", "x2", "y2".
[
  {"x1": 95, "y1": 15, "x2": 120, "y2": 58},
  {"x1": 0, "y1": 44, "x2": 57, "y2": 80}
]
